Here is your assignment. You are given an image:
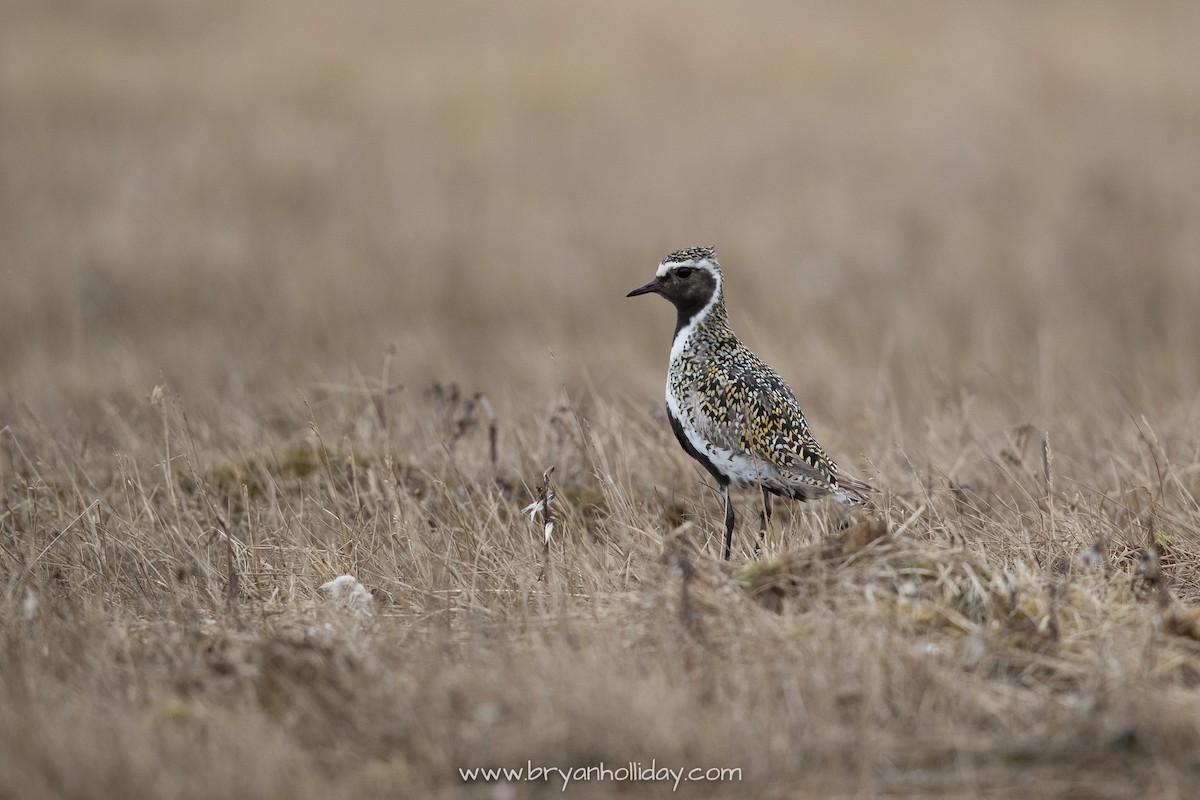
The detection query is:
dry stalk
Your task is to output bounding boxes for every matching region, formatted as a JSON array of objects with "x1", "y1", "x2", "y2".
[
  {"x1": 661, "y1": 532, "x2": 704, "y2": 638},
  {"x1": 1042, "y1": 431, "x2": 1055, "y2": 551},
  {"x1": 214, "y1": 509, "x2": 240, "y2": 612},
  {"x1": 1129, "y1": 486, "x2": 1172, "y2": 609},
  {"x1": 524, "y1": 466, "x2": 556, "y2": 582},
  {"x1": 1136, "y1": 415, "x2": 1168, "y2": 499},
  {"x1": 375, "y1": 342, "x2": 400, "y2": 446},
  {"x1": 478, "y1": 394, "x2": 498, "y2": 473},
  {"x1": 150, "y1": 385, "x2": 181, "y2": 522},
  {"x1": 1142, "y1": 485, "x2": 1157, "y2": 553}
]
